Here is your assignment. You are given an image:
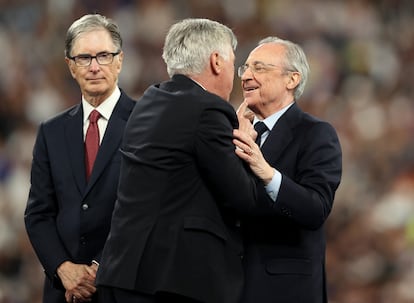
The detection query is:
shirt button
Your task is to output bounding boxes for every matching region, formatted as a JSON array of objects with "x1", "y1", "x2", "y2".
[{"x1": 82, "y1": 204, "x2": 89, "y2": 210}]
